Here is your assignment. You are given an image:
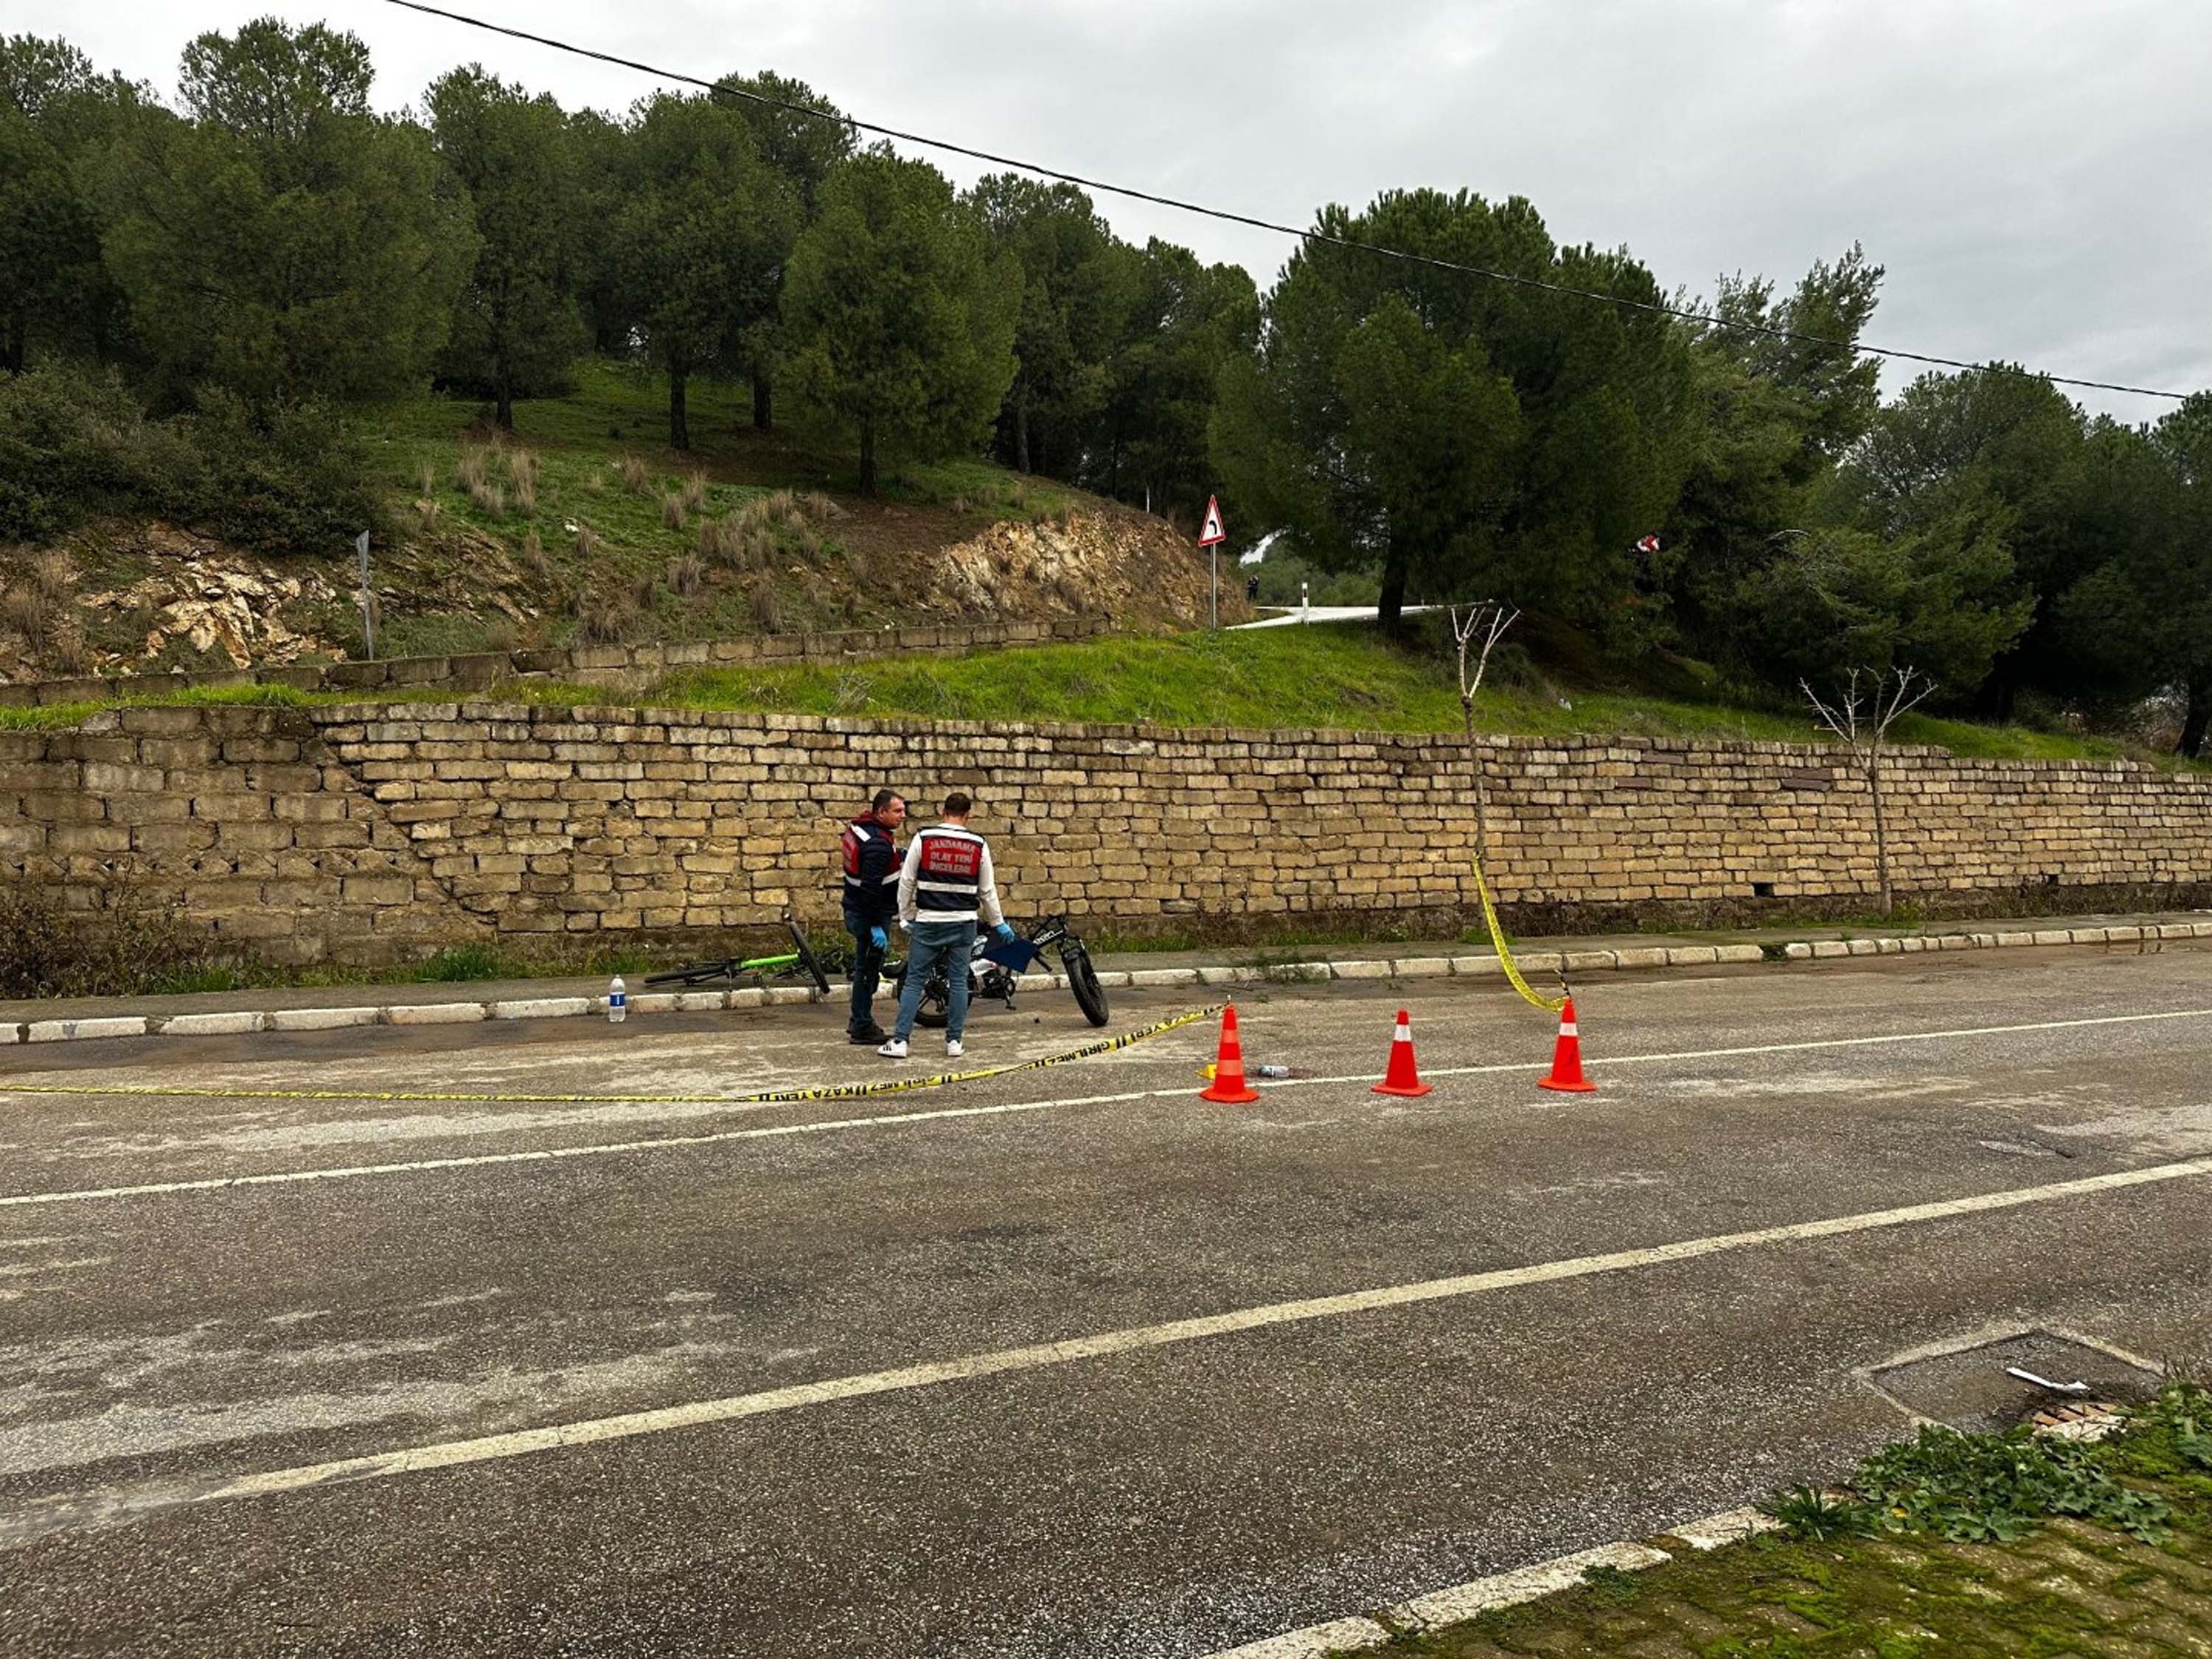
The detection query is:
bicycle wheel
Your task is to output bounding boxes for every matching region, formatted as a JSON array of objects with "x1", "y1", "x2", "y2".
[
  {"x1": 1062, "y1": 943, "x2": 1110, "y2": 1027},
  {"x1": 914, "y1": 969, "x2": 976, "y2": 1029},
  {"x1": 786, "y1": 916, "x2": 831, "y2": 995}
]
